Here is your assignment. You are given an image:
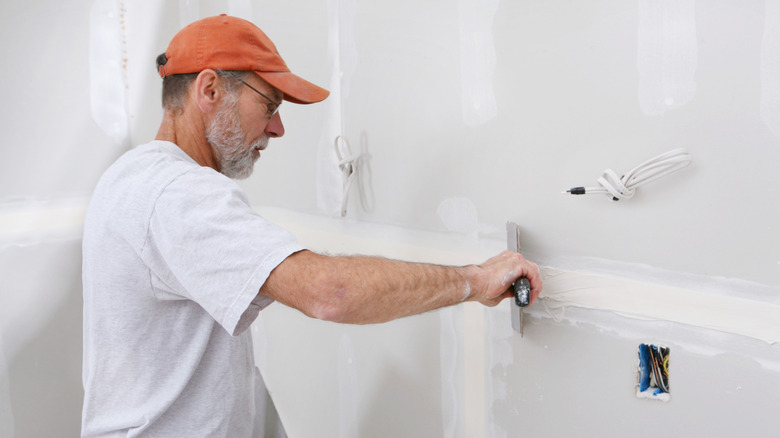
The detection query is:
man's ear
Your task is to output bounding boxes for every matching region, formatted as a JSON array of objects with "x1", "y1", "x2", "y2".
[{"x1": 193, "y1": 69, "x2": 222, "y2": 114}]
